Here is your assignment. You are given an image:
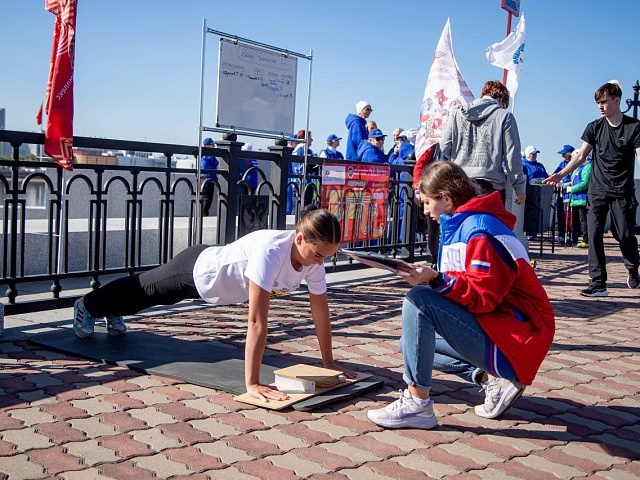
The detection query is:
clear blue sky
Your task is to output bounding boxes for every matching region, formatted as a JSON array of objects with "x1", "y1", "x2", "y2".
[{"x1": 2, "y1": 0, "x2": 640, "y2": 176}]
